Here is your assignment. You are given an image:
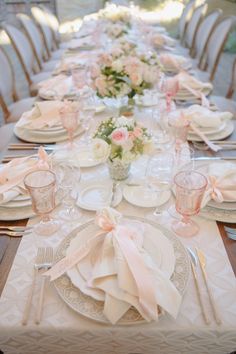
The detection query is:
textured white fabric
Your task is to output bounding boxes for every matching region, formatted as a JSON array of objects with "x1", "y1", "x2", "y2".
[{"x1": 0, "y1": 153, "x2": 235, "y2": 354}]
